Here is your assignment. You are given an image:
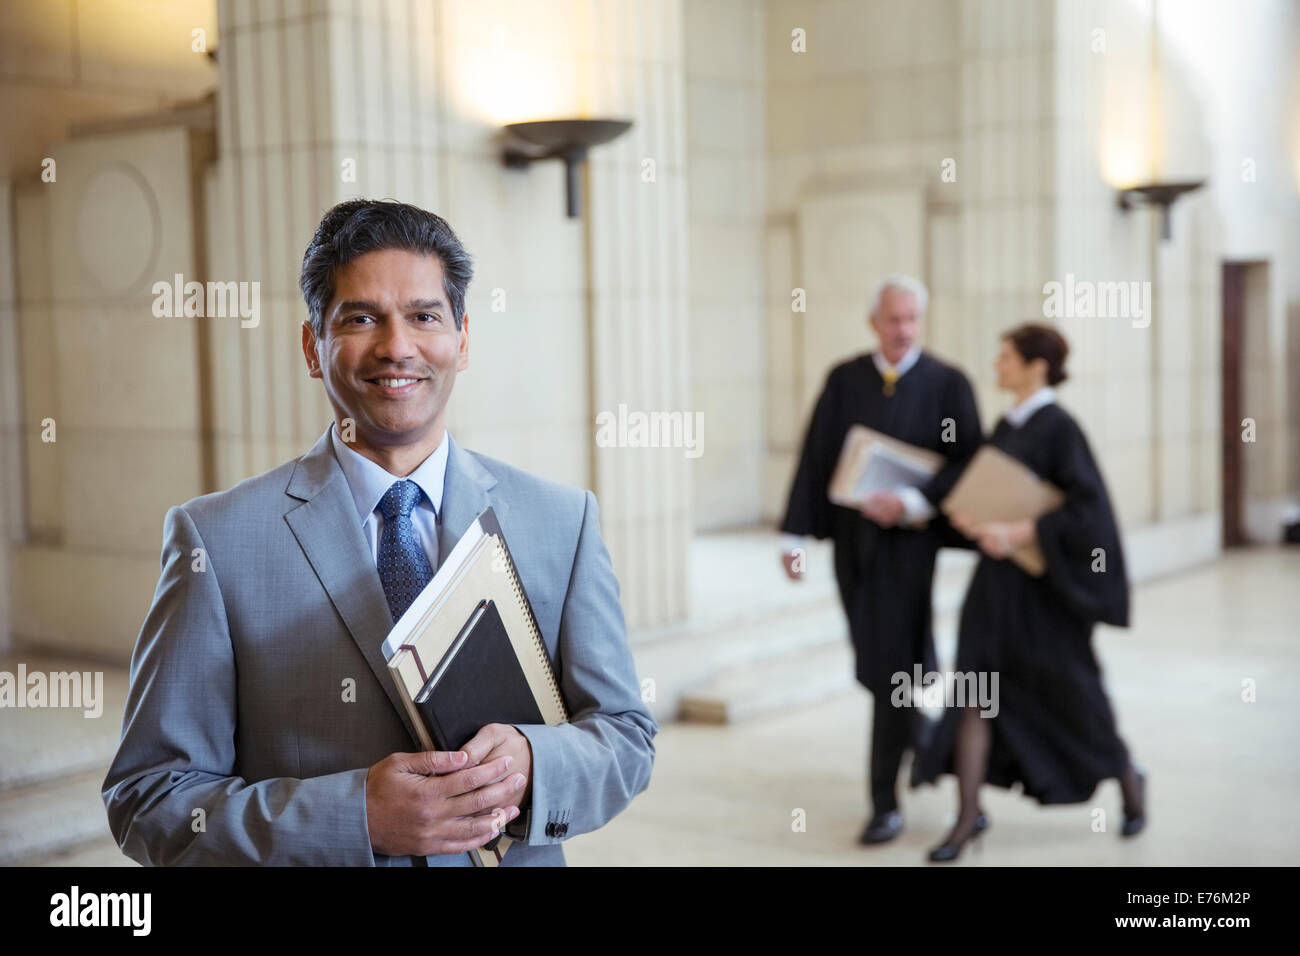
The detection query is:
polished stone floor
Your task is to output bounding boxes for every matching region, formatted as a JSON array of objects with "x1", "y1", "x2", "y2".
[
  {"x1": 566, "y1": 547, "x2": 1300, "y2": 866},
  {"x1": 12, "y1": 547, "x2": 1297, "y2": 866}
]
